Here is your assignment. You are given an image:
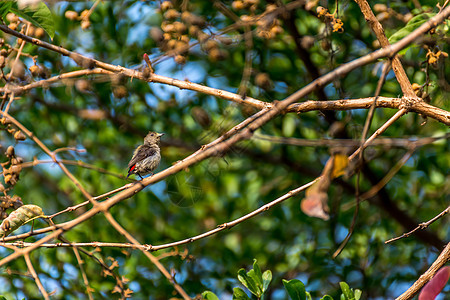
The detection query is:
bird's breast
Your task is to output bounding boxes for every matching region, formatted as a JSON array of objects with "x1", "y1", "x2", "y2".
[{"x1": 136, "y1": 152, "x2": 161, "y2": 174}]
